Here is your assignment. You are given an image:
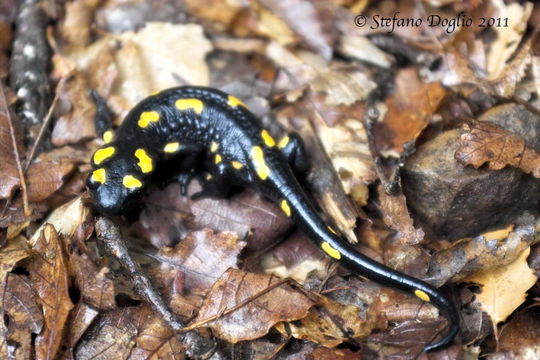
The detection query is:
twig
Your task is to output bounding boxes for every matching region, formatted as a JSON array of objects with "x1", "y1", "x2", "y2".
[
  {"x1": 23, "y1": 77, "x2": 66, "y2": 172},
  {"x1": 94, "y1": 217, "x2": 219, "y2": 360},
  {"x1": 0, "y1": 82, "x2": 30, "y2": 218}
]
